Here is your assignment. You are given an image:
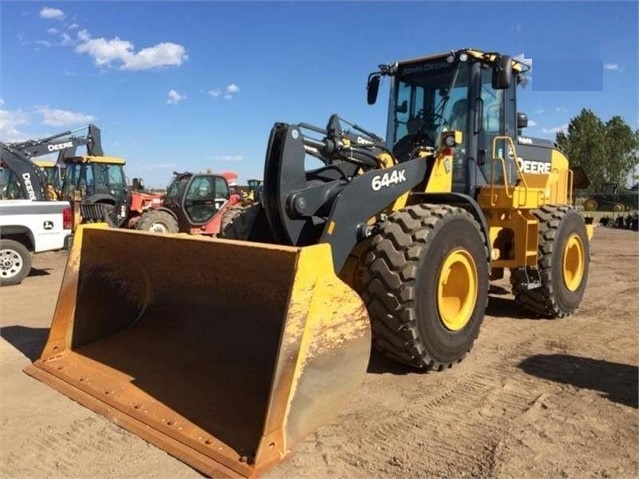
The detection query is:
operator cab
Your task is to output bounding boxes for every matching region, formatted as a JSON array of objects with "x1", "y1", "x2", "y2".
[
  {"x1": 367, "y1": 50, "x2": 531, "y2": 196},
  {"x1": 61, "y1": 157, "x2": 128, "y2": 202},
  {"x1": 163, "y1": 172, "x2": 230, "y2": 230}
]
